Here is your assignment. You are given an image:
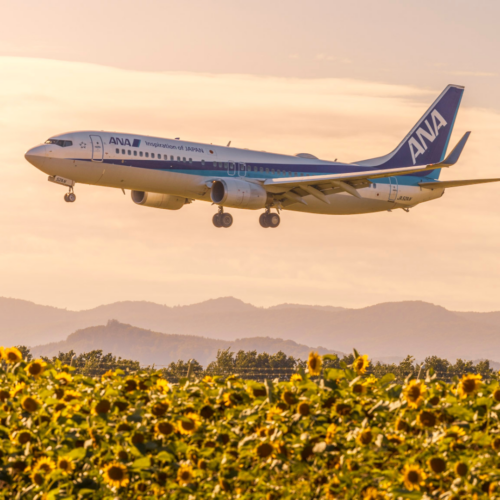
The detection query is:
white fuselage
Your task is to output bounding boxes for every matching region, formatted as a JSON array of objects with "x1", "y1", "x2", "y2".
[{"x1": 25, "y1": 131, "x2": 444, "y2": 215}]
